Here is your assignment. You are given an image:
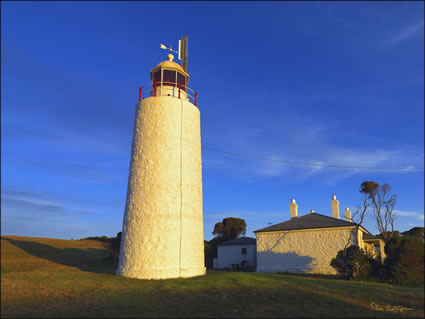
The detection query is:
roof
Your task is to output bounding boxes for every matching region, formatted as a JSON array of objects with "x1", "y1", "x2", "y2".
[
  {"x1": 254, "y1": 213, "x2": 365, "y2": 233},
  {"x1": 217, "y1": 237, "x2": 256, "y2": 246},
  {"x1": 363, "y1": 233, "x2": 382, "y2": 240},
  {"x1": 150, "y1": 56, "x2": 188, "y2": 77}
]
